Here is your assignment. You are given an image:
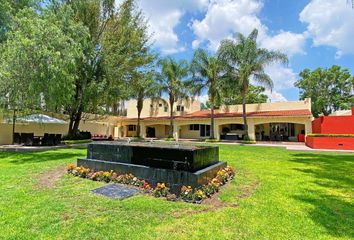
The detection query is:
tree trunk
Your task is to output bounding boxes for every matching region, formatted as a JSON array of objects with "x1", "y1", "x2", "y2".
[
  {"x1": 242, "y1": 94, "x2": 248, "y2": 139},
  {"x1": 68, "y1": 104, "x2": 83, "y2": 136},
  {"x1": 210, "y1": 103, "x2": 215, "y2": 139},
  {"x1": 136, "y1": 98, "x2": 143, "y2": 138},
  {"x1": 169, "y1": 99, "x2": 174, "y2": 138},
  {"x1": 72, "y1": 107, "x2": 82, "y2": 134},
  {"x1": 12, "y1": 109, "x2": 16, "y2": 145}
]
